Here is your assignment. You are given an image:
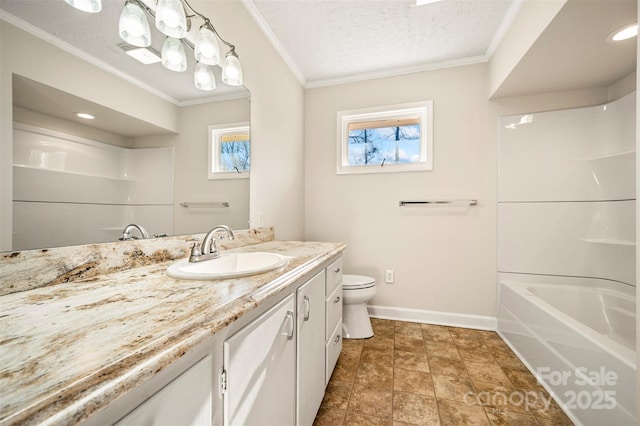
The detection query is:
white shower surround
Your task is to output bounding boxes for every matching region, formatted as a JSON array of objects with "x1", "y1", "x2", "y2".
[
  {"x1": 497, "y1": 92, "x2": 636, "y2": 425},
  {"x1": 12, "y1": 123, "x2": 174, "y2": 250}
]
